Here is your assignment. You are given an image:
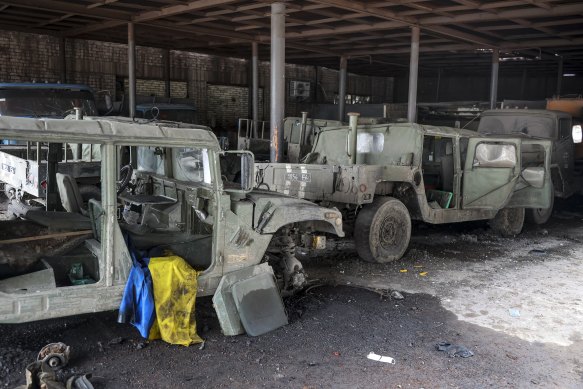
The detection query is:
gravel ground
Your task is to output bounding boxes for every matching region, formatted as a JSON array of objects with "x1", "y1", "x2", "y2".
[{"x1": 0, "y1": 196, "x2": 582, "y2": 388}]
